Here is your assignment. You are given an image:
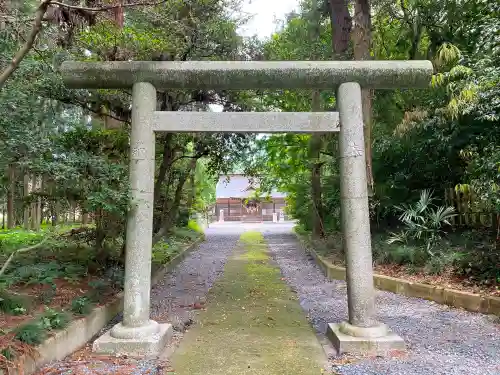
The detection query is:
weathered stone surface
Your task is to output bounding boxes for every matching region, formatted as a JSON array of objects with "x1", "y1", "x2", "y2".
[
  {"x1": 406, "y1": 282, "x2": 444, "y2": 303},
  {"x1": 152, "y1": 111, "x2": 340, "y2": 133},
  {"x1": 338, "y1": 321, "x2": 388, "y2": 338},
  {"x1": 487, "y1": 296, "x2": 500, "y2": 315},
  {"x1": 443, "y1": 288, "x2": 487, "y2": 312},
  {"x1": 121, "y1": 81, "x2": 157, "y2": 329},
  {"x1": 93, "y1": 322, "x2": 172, "y2": 357},
  {"x1": 338, "y1": 82, "x2": 378, "y2": 329},
  {"x1": 327, "y1": 323, "x2": 405, "y2": 355},
  {"x1": 373, "y1": 274, "x2": 407, "y2": 295},
  {"x1": 60, "y1": 60, "x2": 433, "y2": 90},
  {"x1": 327, "y1": 265, "x2": 346, "y2": 281}
]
